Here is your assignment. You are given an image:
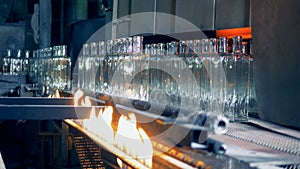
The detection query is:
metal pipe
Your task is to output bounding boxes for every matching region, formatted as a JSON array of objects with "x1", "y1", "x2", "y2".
[{"x1": 212, "y1": 0, "x2": 216, "y2": 30}]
